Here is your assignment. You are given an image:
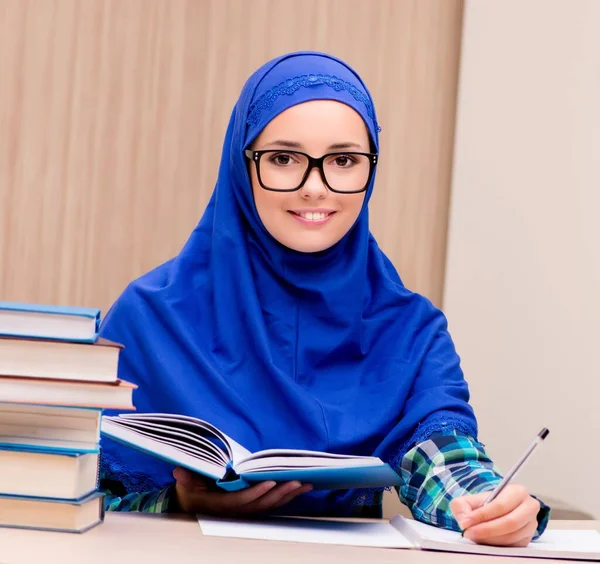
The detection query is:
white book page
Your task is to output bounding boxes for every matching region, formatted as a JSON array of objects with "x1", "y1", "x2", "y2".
[
  {"x1": 236, "y1": 455, "x2": 383, "y2": 473},
  {"x1": 240, "y1": 448, "x2": 382, "y2": 463},
  {"x1": 108, "y1": 413, "x2": 252, "y2": 462},
  {"x1": 101, "y1": 418, "x2": 226, "y2": 480},
  {"x1": 392, "y1": 516, "x2": 600, "y2": 559},
  {"x1": 110, "y1": 424, "x2": 227, "y2": 467},
  {"x1": 0, "y1": 435, "x2": 96, "y2": 452},
  {"x1": 107, "y1": 418, "x2": 230, "y2": 464},
  {"x1": 0, "y1": 309, "x2": 96, "y2": 340},
  {"x1": 198, "y1": 516, "x2": 414, "y2": 549}
]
